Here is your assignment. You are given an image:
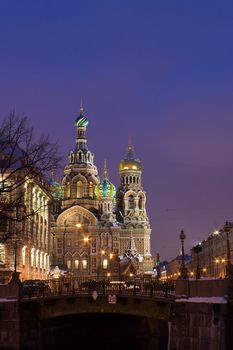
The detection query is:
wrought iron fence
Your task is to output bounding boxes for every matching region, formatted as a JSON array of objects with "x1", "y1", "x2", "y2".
[{"x1": 21, "y1": 276, "x2": 175, "y2": 299}]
